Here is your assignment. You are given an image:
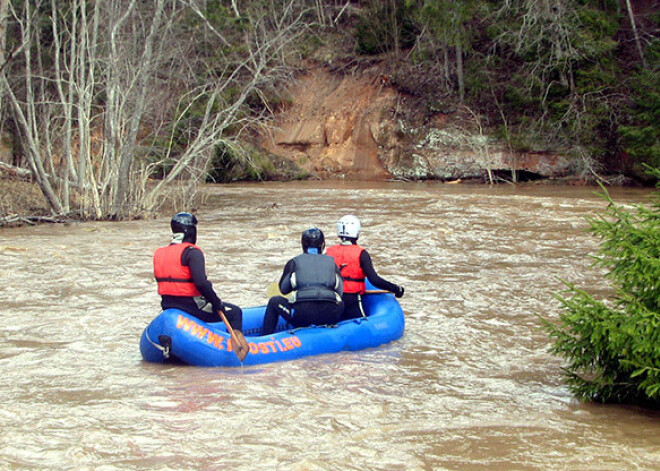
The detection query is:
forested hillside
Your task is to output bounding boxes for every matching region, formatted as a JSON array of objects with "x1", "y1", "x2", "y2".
[
  {"x1": 333, "y1": 0, "x2": 658, "y2": 182},
  {"x1": 0, "y1": 1, "x2": 657, "y2": 219}
]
